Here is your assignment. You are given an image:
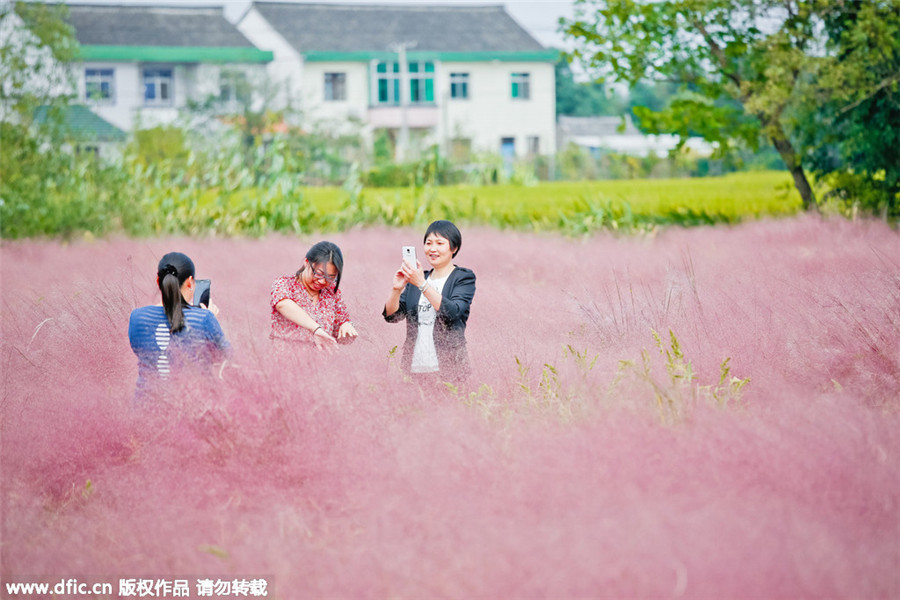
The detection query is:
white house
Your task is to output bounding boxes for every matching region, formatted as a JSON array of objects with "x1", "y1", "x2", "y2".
[
  {"x1": 237, "y1": 2, "x2": 558, "y2": 160},
  {"x1": 66, "y1": 3, "x2": 273, "y2": 132}
]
